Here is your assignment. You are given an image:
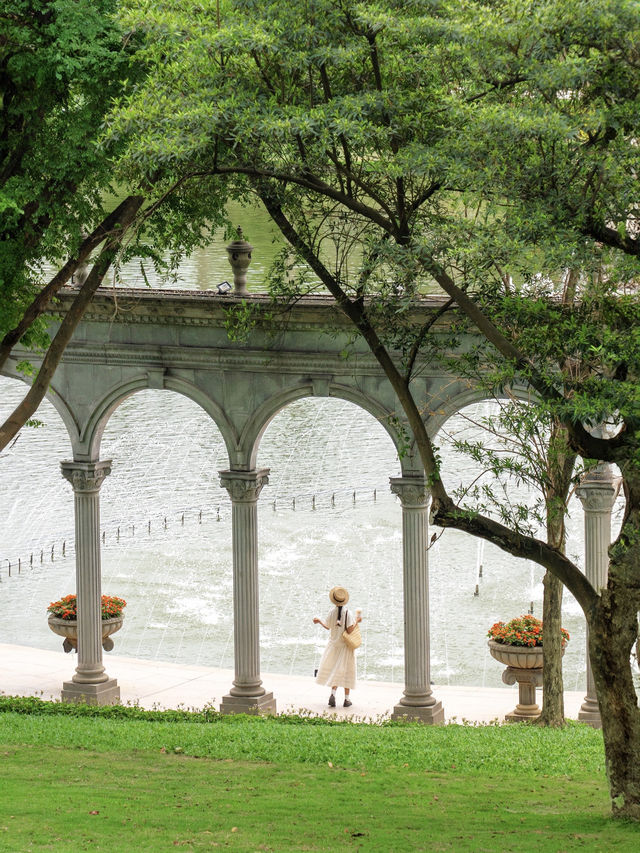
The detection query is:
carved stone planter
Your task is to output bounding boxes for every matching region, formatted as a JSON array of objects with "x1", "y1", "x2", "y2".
[
  {"x1": 488, "y1": 640, "x2": 544, "y2": 722},
  {"x1": 48, "y1": 616, "x2": 124, "y2": 654}
]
